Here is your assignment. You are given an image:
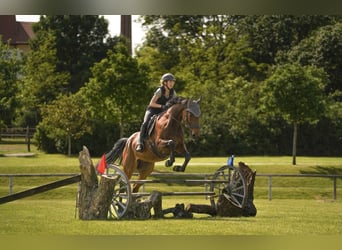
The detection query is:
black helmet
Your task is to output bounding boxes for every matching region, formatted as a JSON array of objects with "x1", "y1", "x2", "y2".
[{"x1": 161, "y1": 73, "x2": 176, "y2": 81}]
